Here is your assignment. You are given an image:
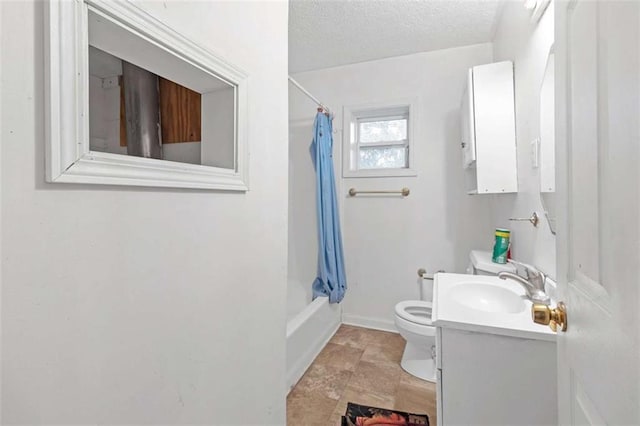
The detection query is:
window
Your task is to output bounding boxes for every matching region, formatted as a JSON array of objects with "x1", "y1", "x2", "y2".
[{"x1": 343, "y1": 102, "x2": 417, "y2": 177}]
